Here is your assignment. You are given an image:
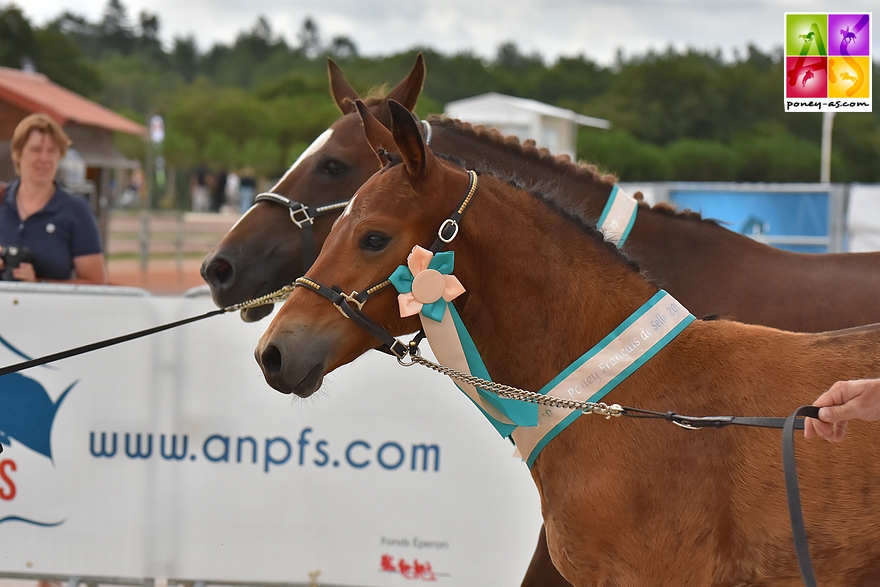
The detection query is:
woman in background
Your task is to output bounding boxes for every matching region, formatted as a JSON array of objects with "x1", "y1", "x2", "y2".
[{"x1": 0, "y1": 113, "x2": 106, "y2": 284}]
